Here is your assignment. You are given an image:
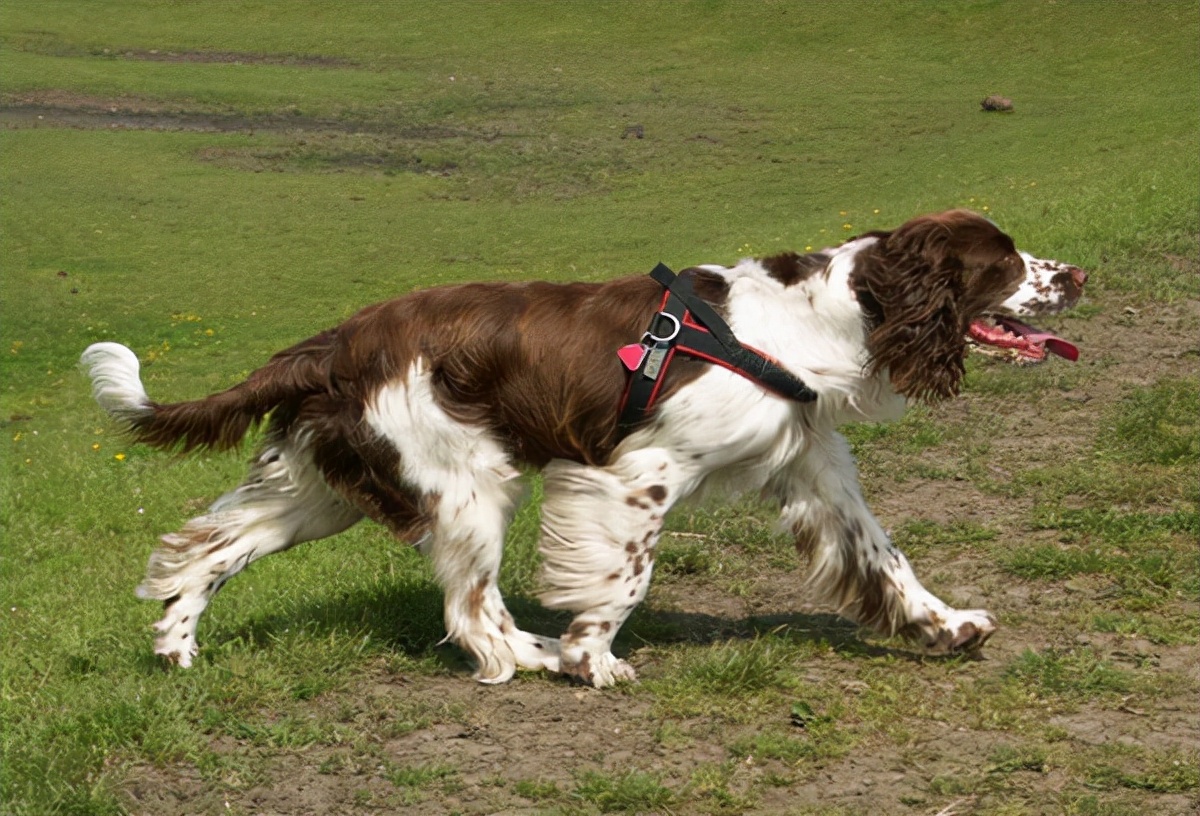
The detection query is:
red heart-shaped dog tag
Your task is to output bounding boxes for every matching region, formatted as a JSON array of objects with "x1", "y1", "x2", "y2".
[{"x1": 617, "y1": 344, "x2": 648, "y2": 371}]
